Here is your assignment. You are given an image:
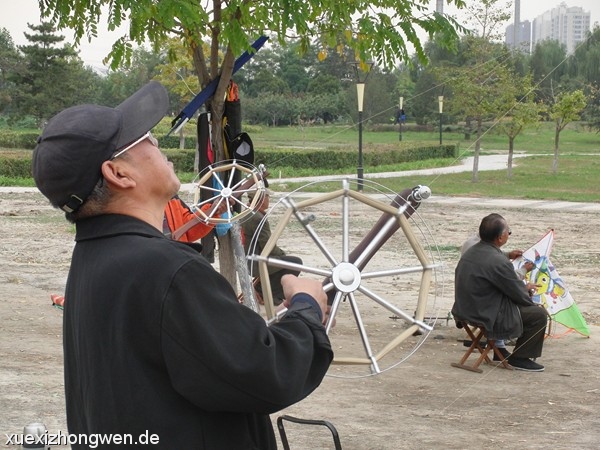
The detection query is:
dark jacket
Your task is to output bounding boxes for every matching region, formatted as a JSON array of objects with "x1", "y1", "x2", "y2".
[
  {"x1": 452, "y1": 241, "x2": 534, "y2": 340},
  {"x1": 64, "y1": 214, "x2": 332, "y2": 449}
]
